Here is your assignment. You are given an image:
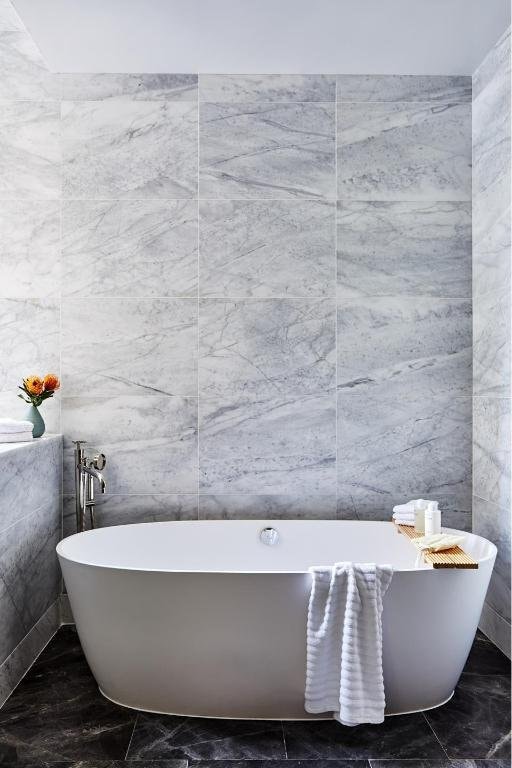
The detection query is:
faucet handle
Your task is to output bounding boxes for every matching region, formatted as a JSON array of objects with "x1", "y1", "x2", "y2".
[
  {"x1": 92, "y1": 453, "x2": 106, "y2": 470},
  {"x1": 72, "y1": 439, "x2": 87, "y2": 447}
]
